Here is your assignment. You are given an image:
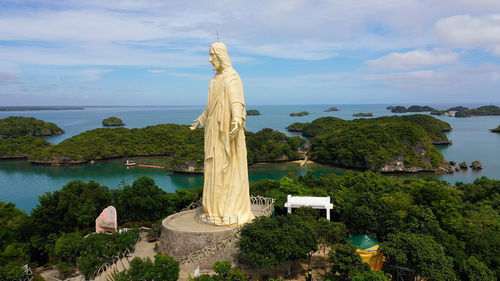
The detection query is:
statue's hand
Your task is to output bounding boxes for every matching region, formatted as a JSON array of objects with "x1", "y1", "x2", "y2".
[
  {"x1": 190, "y1": 120, "x2": 200, "y2": 130},
  {"x1": 229, "y1": 117, "x2": 242, "y2": 137}
]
